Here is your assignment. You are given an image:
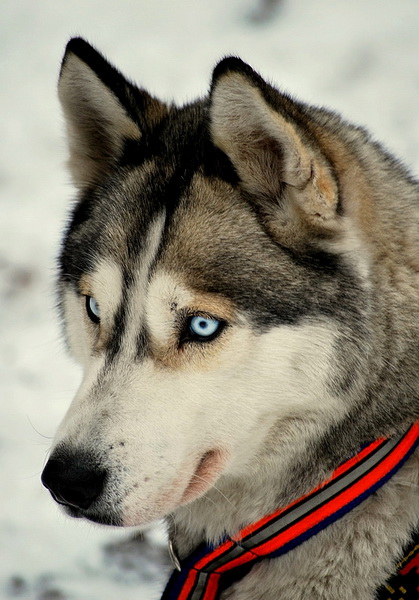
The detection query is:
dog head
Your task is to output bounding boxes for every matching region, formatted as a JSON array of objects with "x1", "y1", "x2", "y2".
[{"x1": 42, "y1": 38, "x2": 378, "y2": 527}]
